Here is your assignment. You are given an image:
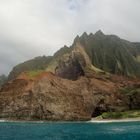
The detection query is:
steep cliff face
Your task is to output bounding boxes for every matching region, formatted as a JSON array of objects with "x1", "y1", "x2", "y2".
[
  {"x1": 0, "y1": 72, "x2": 93, "y2": 120},
  {"x1": 0, "y1": 71, "x2": 139, "y2": 121},
  {"x1": 75, "y1": 31, "x2": 140, "y2": 78},
  {"x1": 55, "y1": 42, "x2": 88, "y2": 80},
  {"x1": 52, "y1": 31, "x2": 140, "y2": 80},
  {"x1": 55, "y1": 41, "x2": 103, "y2": 80},
  {"x1": 46, "y1": 46, "x2": 72, "y2": 73}
]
